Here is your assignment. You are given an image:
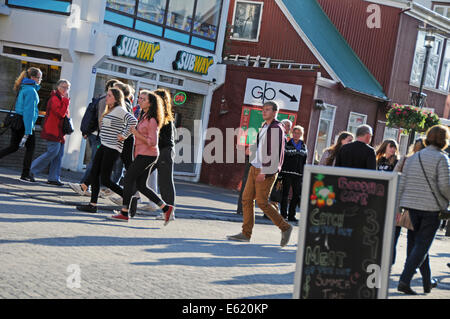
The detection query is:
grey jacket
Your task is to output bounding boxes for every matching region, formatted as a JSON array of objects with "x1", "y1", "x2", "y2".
[{"x1": 398, "y1": 146, "x2": 450, "y2": 212}]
